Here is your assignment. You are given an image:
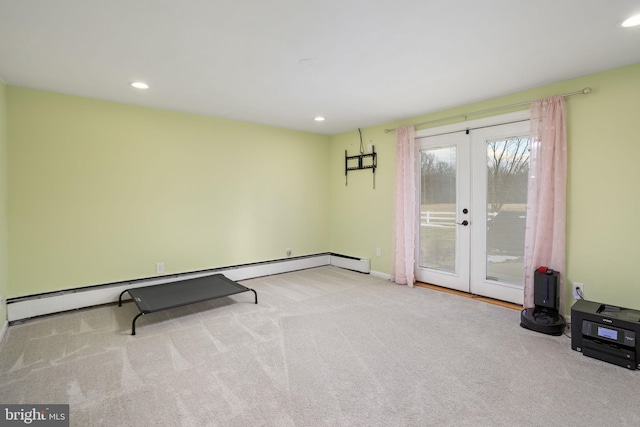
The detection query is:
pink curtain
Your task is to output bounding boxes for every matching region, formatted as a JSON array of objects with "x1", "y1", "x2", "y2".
[
  {"x1": 524, "y1": 96, "x2": 567, "y2": 309},
  {"x1": 391, "y1": 126, "x2": 416, "y2": 286}
]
